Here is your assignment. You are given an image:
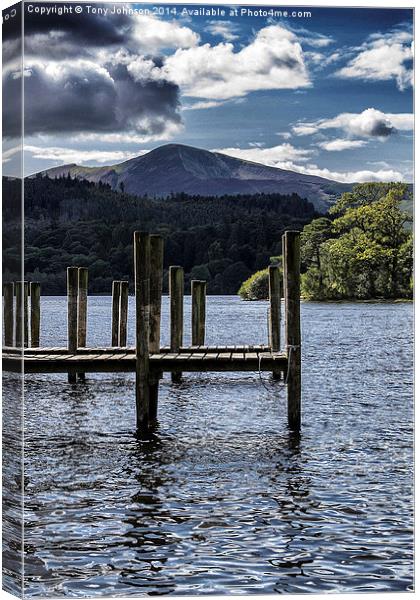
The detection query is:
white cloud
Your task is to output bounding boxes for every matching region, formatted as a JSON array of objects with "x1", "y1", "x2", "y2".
[
  {"x1": 319, "y1": 139, "x2": 368, "y2": 151},
  {"x1": 335, "y1": 29, "x2": 413, "y2": 91},
  {"x1": 132, "y1": 15, "x2": 199, "y2": 51},
  {"x1": 305, "y1": 36, "x2": 334, "y2": 48},
  {"x1": 292, "y1": 124, "x2": 319, "y2": 136},
  {"x1": 213, "y1": 143, "x2": 313, "y2": 166},
  {"x1": 213, "y1": 142, "x2": 406, "y2": 183},
  {"x1": 293, "y1": 108, "x2": 413, "y2": 139},
  {"x1": 182, "y1": 100, "x2": 226, "y2": 110},
  {"x1": 2, "y1": 146, "x2": 21, "y2": 163},
  {"x1": 72, "y1": 119, "x2": 183, "y2": 145},
  {"x1": 205, "y1": 21, "x2": 240, "y2": 41},
  {"x1": 163, "y1": 25, "x2": 310, "y2": 99},
  {"x1": 126, "y1": 55, "x2": 168, "y2": 83},
  {"x1": 25, "y1": 145, "x2": 141, "y2": 165},
  {"x1": 306, "y1": 50, "x2": 341, "y2": 67},
  {"x1": 276, "y1": 132, "x2": 292, "y2": 140},
  {"x1": 289, "y1": 163, "x2": 405, "y2": 183},
  {"x1": 288, "y1": 26, "x2": 334, "y2": 48}
]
